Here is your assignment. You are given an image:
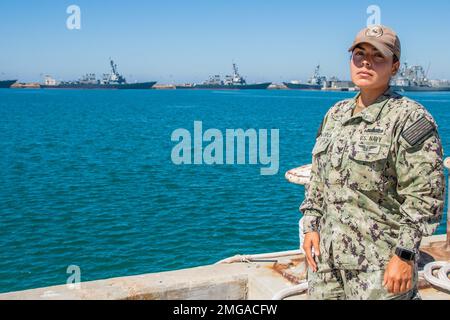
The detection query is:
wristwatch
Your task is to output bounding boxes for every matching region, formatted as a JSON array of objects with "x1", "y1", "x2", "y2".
[{"x1": 395, "y1": 247, "x2": 416, "y2": 261}]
